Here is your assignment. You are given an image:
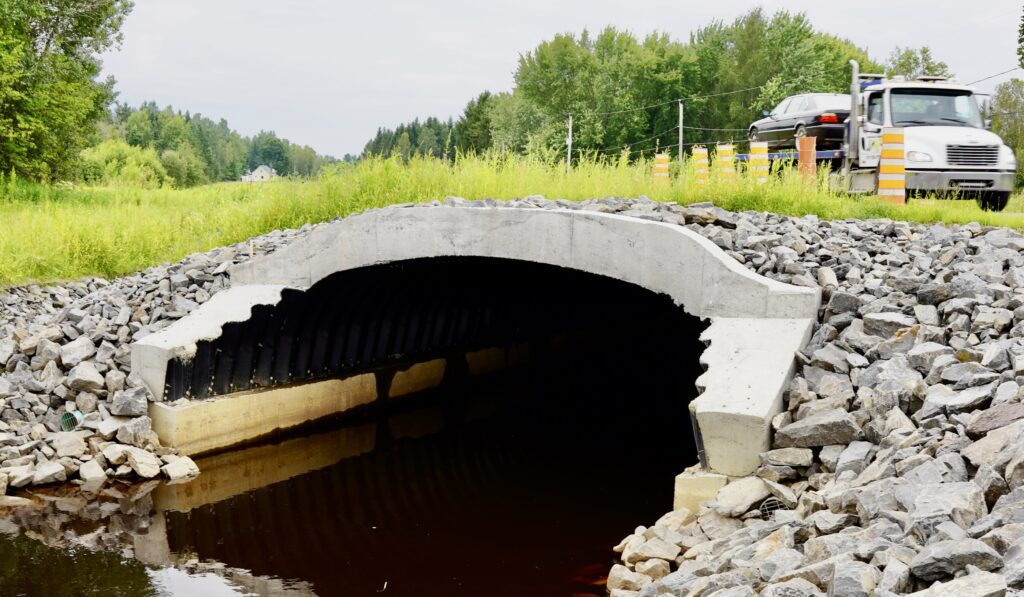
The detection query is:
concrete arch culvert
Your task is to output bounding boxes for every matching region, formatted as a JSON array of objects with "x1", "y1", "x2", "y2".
[{"x1": 132, "y1": 204, "x2": 820, "y2": 481}]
